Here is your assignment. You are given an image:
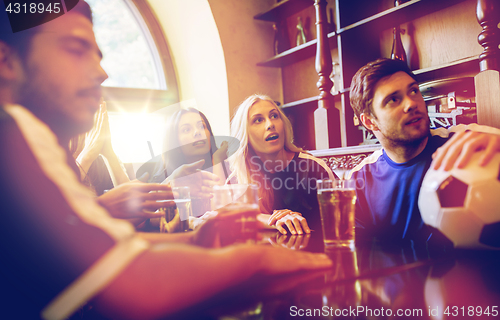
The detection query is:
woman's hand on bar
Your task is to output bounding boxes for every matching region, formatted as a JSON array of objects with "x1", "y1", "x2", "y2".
[{"x1": 268, "y1": 209, "x2": 311, "y2": 235}]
